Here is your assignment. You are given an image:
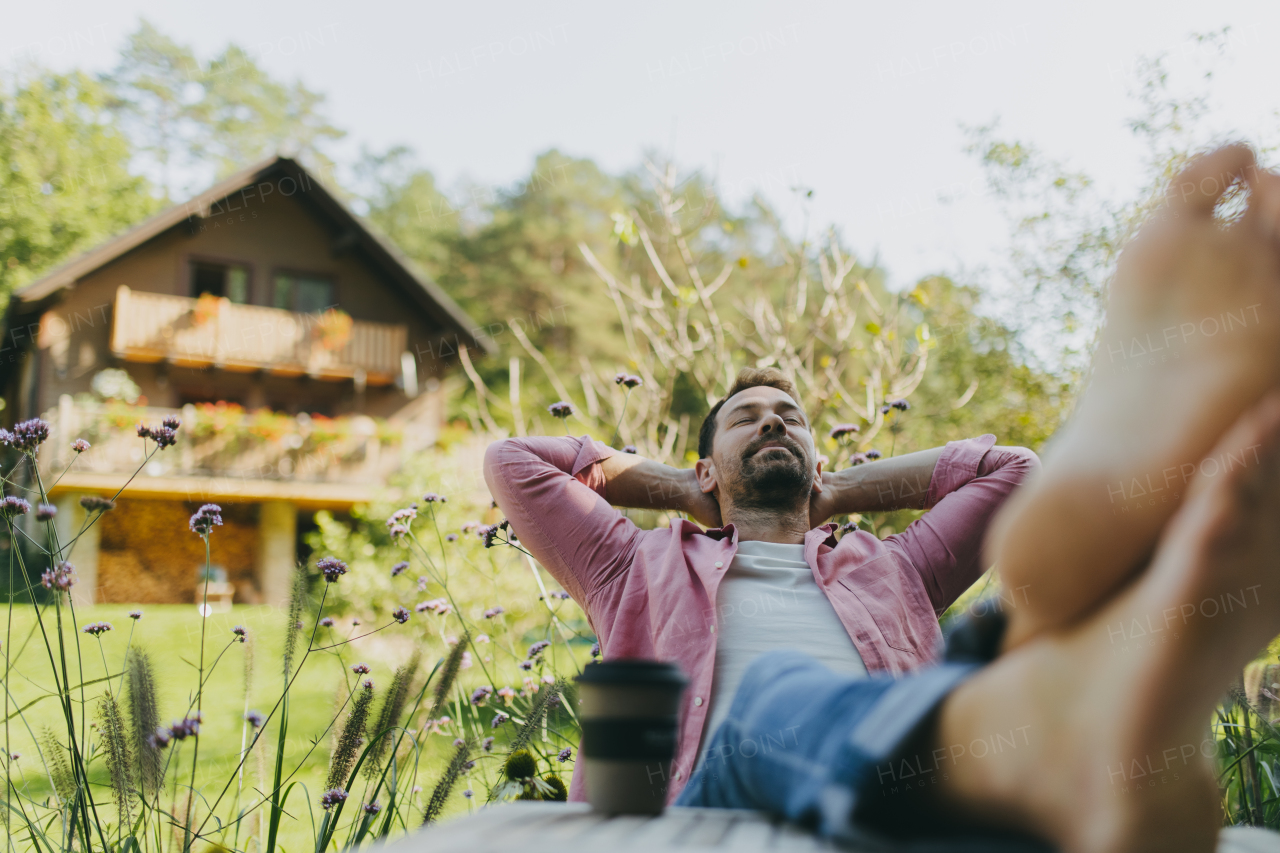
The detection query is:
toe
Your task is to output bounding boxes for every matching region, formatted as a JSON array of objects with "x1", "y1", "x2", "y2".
[{"x1": 1166, "y1": 143, "x2": 1257, "y2": 216}]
